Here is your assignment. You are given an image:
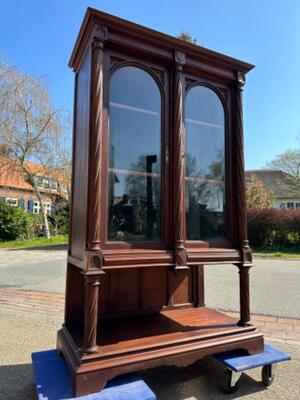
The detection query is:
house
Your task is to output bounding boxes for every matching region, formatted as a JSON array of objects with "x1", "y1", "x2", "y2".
[
  {"x1": 245, "y1": 169, "x2": 300, "y2": 209},
  {"x1": 0, "y1": 156, "x2": 69, "y2": 214}
]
